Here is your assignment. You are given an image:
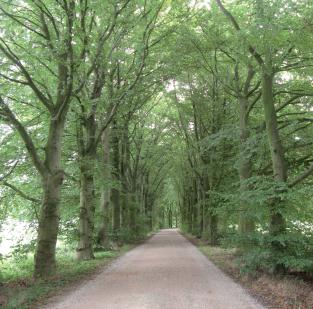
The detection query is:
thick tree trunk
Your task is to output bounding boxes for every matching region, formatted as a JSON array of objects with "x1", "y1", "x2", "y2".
[
  {"x1": 35, "y1": 172, "x2": 63, "y2": 277},
  {"x1": 262, "y1": 73, "x2": 287, "y2": 183},
  {"x1": 76, "y1": 154, "x2": 96, "y2": 260},
  {"x1": 34, "y1": 119, "x2": 66, "y2": 278},
  {"x1": 97, "y1": 128, "x2": 111, "y2": 248},
  {"x1": 262, "y1": 70, "x2": 287, "y2": 236},
  {"x1": 238, "y1": 96, "x2": 255, "y2": 235},
  {"x1": 76, "y1": 113, "x2": 97, "y2": 260}
]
